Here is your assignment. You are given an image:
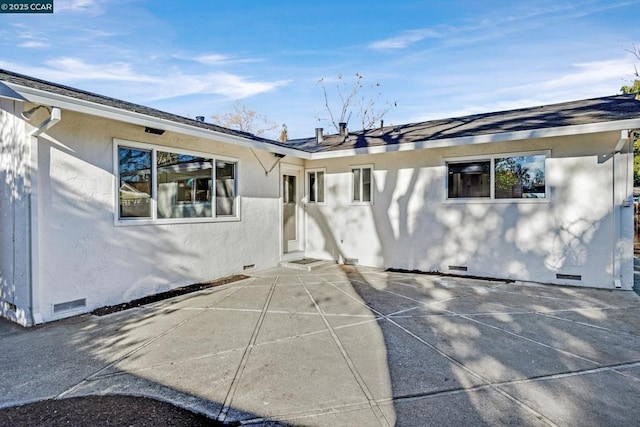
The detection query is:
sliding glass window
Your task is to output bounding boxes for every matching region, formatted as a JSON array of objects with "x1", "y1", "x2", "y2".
[{"x1": 116, "y1": 141, "x2": 238, "y2": 223}]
